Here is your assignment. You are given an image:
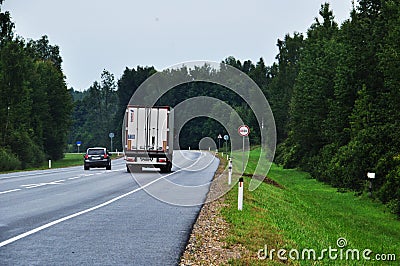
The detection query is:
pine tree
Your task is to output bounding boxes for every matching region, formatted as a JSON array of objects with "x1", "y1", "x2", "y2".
[{"x1": 281, "y1": 3, "x2": 339, "y2": 170}]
